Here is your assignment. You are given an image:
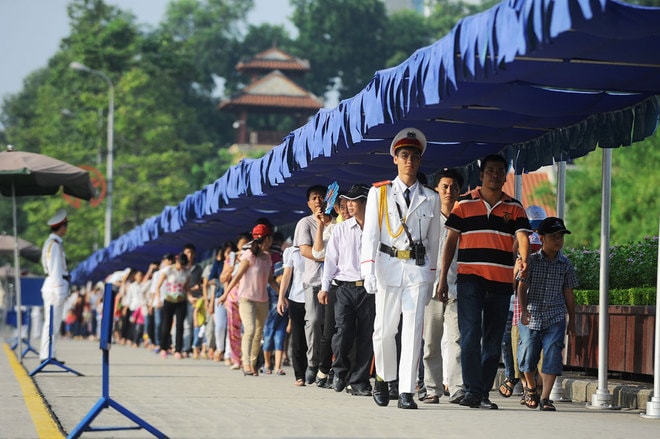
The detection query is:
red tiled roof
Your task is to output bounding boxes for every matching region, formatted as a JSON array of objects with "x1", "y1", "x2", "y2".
[
  {"x1": 237, "y1": 47, "x2": 310, "y2": 72},
  {"x1": 219, "y1": 95, "x2": 322, "y2": 110},
  {"x1": 219, "y1": 70, "x2": 323, "y2": 111},
  {"x1": 502, "y1": 170, "x2": 557, "y2": 216}
]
